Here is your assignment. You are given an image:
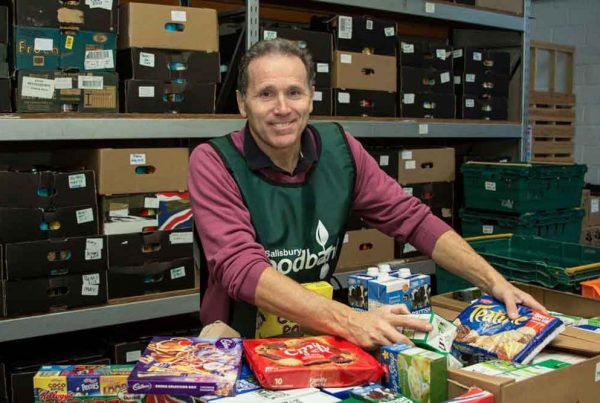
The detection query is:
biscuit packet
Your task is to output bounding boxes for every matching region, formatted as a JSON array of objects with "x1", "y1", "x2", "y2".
[
  {"x1": 452, "y1": 296, "x2": 564, "y2": 364},
  {"x1": 243, "y1": 336, "x2": 383, "y2": 390}
]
